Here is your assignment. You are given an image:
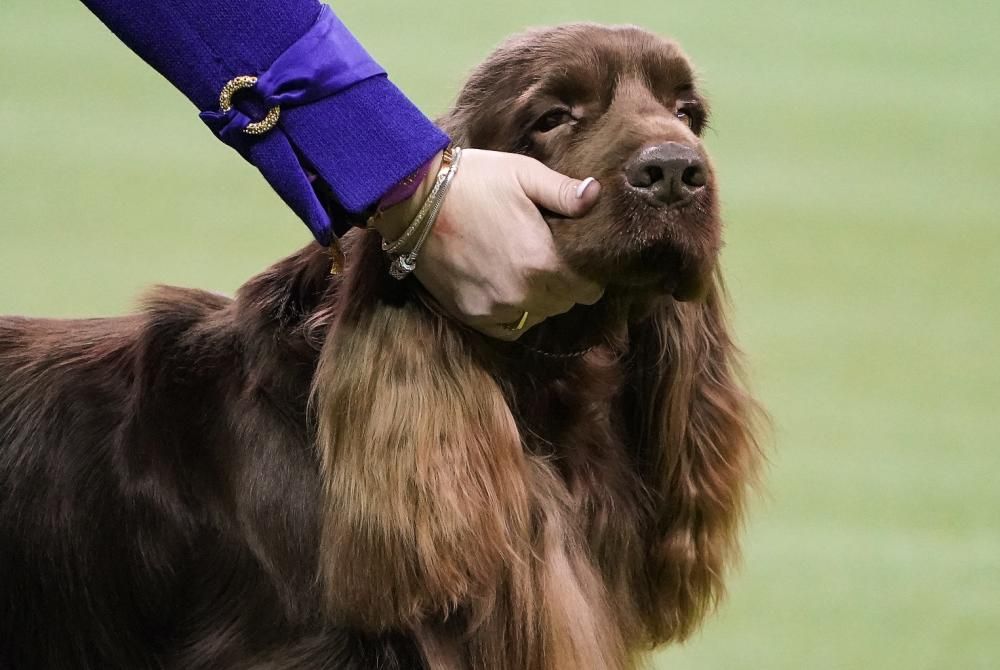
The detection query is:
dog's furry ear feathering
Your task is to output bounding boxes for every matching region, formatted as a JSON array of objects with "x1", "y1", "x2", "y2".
[
  {"x1": 311, "y1": 239, "x2": 532, "y2": 632},
  {"x1": 310, "y1": 238, "x2": 641, "y2": 670},
  {"x1": 624, "y1": 272, "x2": 762, "y2": 642}
]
